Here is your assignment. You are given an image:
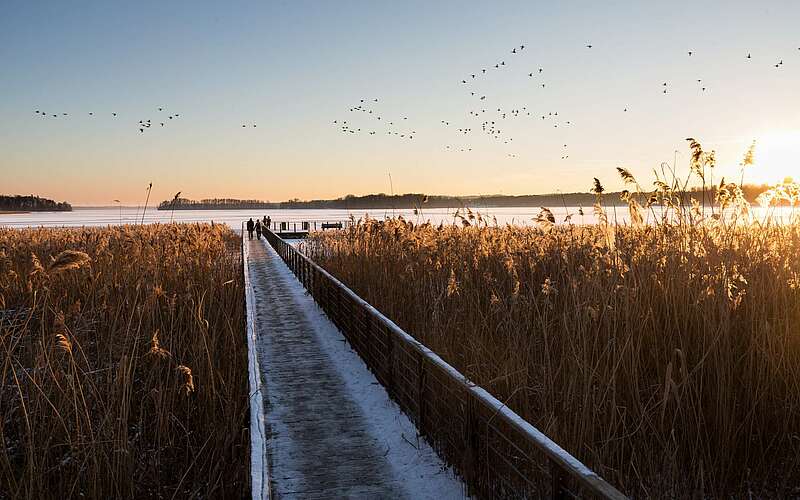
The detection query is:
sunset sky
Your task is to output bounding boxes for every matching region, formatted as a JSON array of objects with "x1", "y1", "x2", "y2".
[{"x1": 2, "y1": 1, "x2": 799, "y2": 205}]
